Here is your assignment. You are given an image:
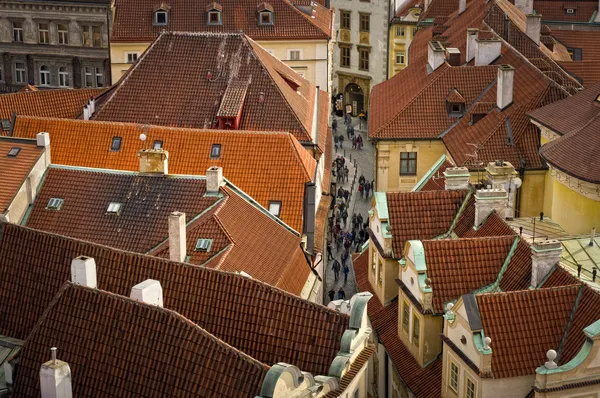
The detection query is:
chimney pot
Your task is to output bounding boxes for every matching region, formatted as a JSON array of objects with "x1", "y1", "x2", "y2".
[
  {"x1": 474, "y1": 188, "x2": 508, "y2": 226},
  {"x1": 475, "y1": 38, "x2": 501, "y2": 66},
  {"x1": 530, "y1": 240, "x2": 562, "y2": 286},
  {"x1": 40, "y1": 347, "x2": 72, "y2": 398},
  {"x1": 206, "y1": 166, "x2": 224, "y2": 195},
  {"x1": 37, "y1": 132, "x2": 50, "y2": 148},
  {"x1": 168, "y1": 211, "x2": 186, "y2": 263},
  {"x1": 138, "y1": 149, "x2": 169, "y2": 175},
  {"x1": 466, "y1": 28, "x2": 479, "y2": 62},
  {"x1": 130, "y1": 279, "x2": 164, "y2": 307},
  {"x1": 428, "y1": 41, "x2": 445, "y2": 74},
  {"x1": 526, "y1": 14, "x2": 542, "y2": 45},
  {"x1": 445, "y1": 48, "x2": 461, "y2": 66},
  {"x1": 496, "y1": 64, "x2": 515, "y2": 110},
  {"x1": 70, "y1": 256, "x2": 97, "y2": 288}
]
